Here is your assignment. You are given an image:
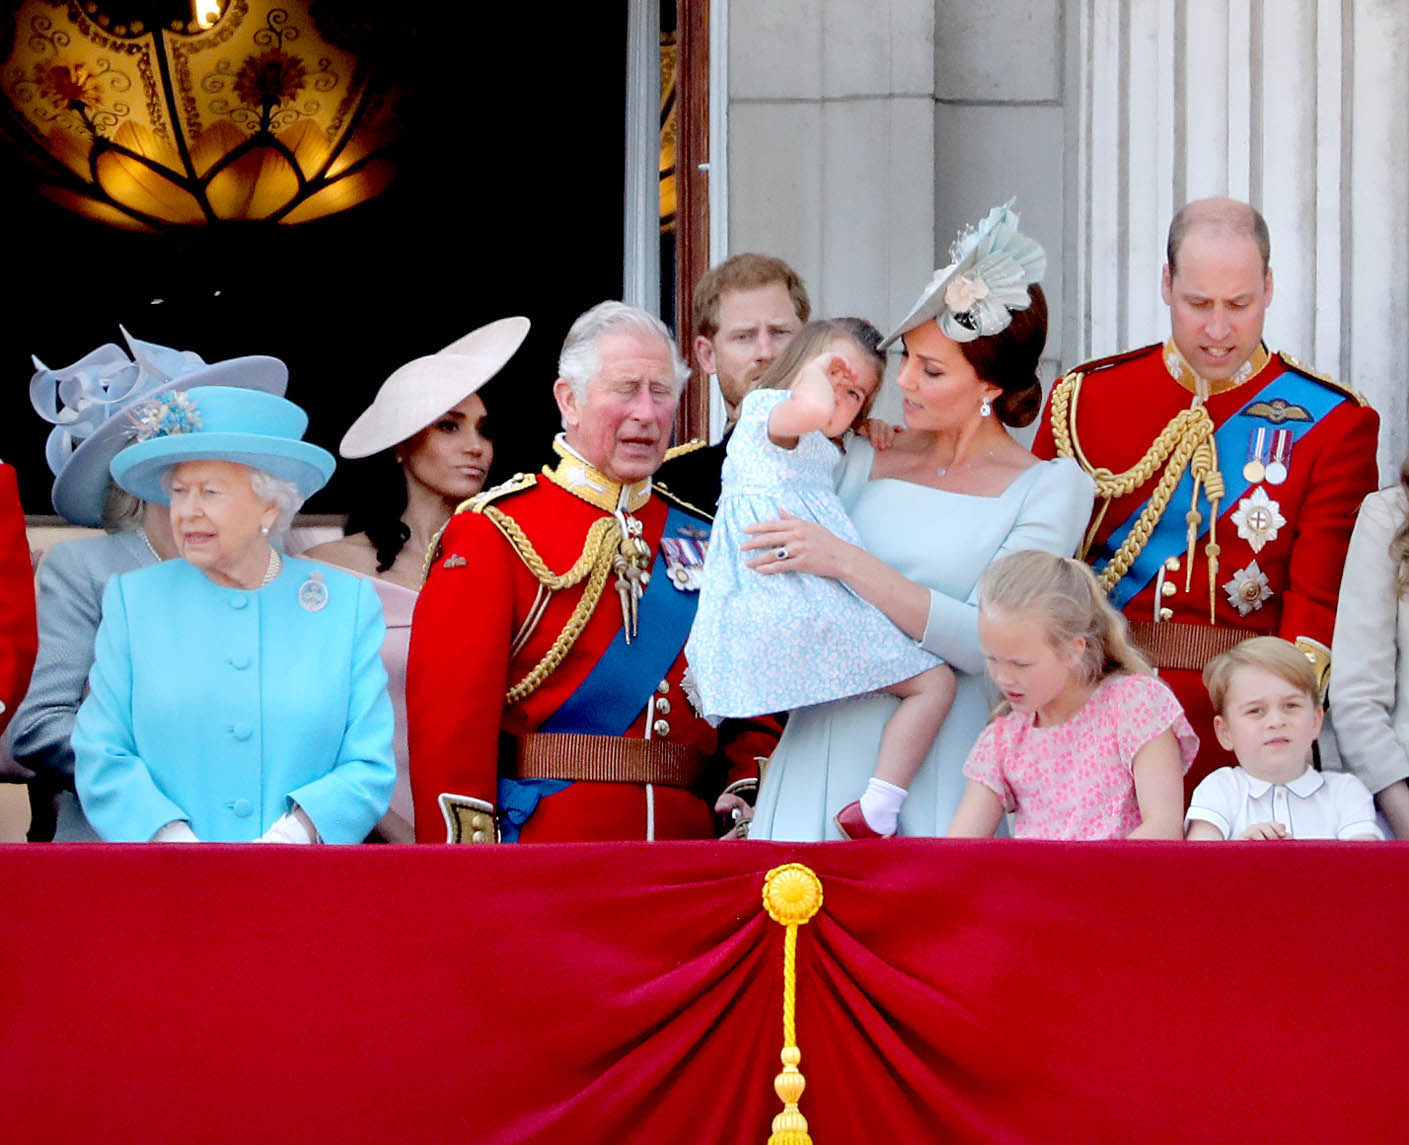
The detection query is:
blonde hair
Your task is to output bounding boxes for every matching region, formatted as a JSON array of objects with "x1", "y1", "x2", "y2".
[
  {"x1": 979, "y1": 550, "x2": 1152, "y2": 715},
  {"x1": 753, "y1": 318, "x2": 886, "y2": 431},
  {"x1": 1202, "y1": 636, "x2": 1317, "y2": 716}
]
